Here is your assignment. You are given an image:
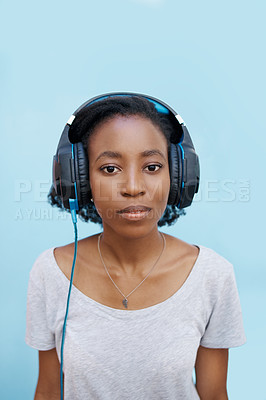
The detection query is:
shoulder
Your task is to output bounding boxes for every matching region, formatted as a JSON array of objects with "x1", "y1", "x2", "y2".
[
  {"x1": 193, "y1": 244, "x2": 237, "y2": 298},
  {"x1": 164, "y1": 234, "x2": 234, "y2": 281},
  {"x1": 29, "y1": 234, "x2": 98, "y2": 284},
  {"x1": 28, "y1": 235, "x2": 98, "y2": 294},
  {"x1": 163, "y1": 233, "x2": 204, "y2": 264},
  {"x1": 162, "y1": 234, "x2": 200, "y2": 278},
  {"x1": 198, "y1": 245, "x2": 234, "y2": 277},
  {"x1": 30, "y1": 247, "x2": 55, "y2": 281},
  {"x1": 164, "y1": 233, "x2": 198, "y2": 256},
  {"x1": 28, "y1": 246, "x2": 59, "y2": 298},
  {"x1": 53, "y1": 234, "x2": 100, "y2": 278}
]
